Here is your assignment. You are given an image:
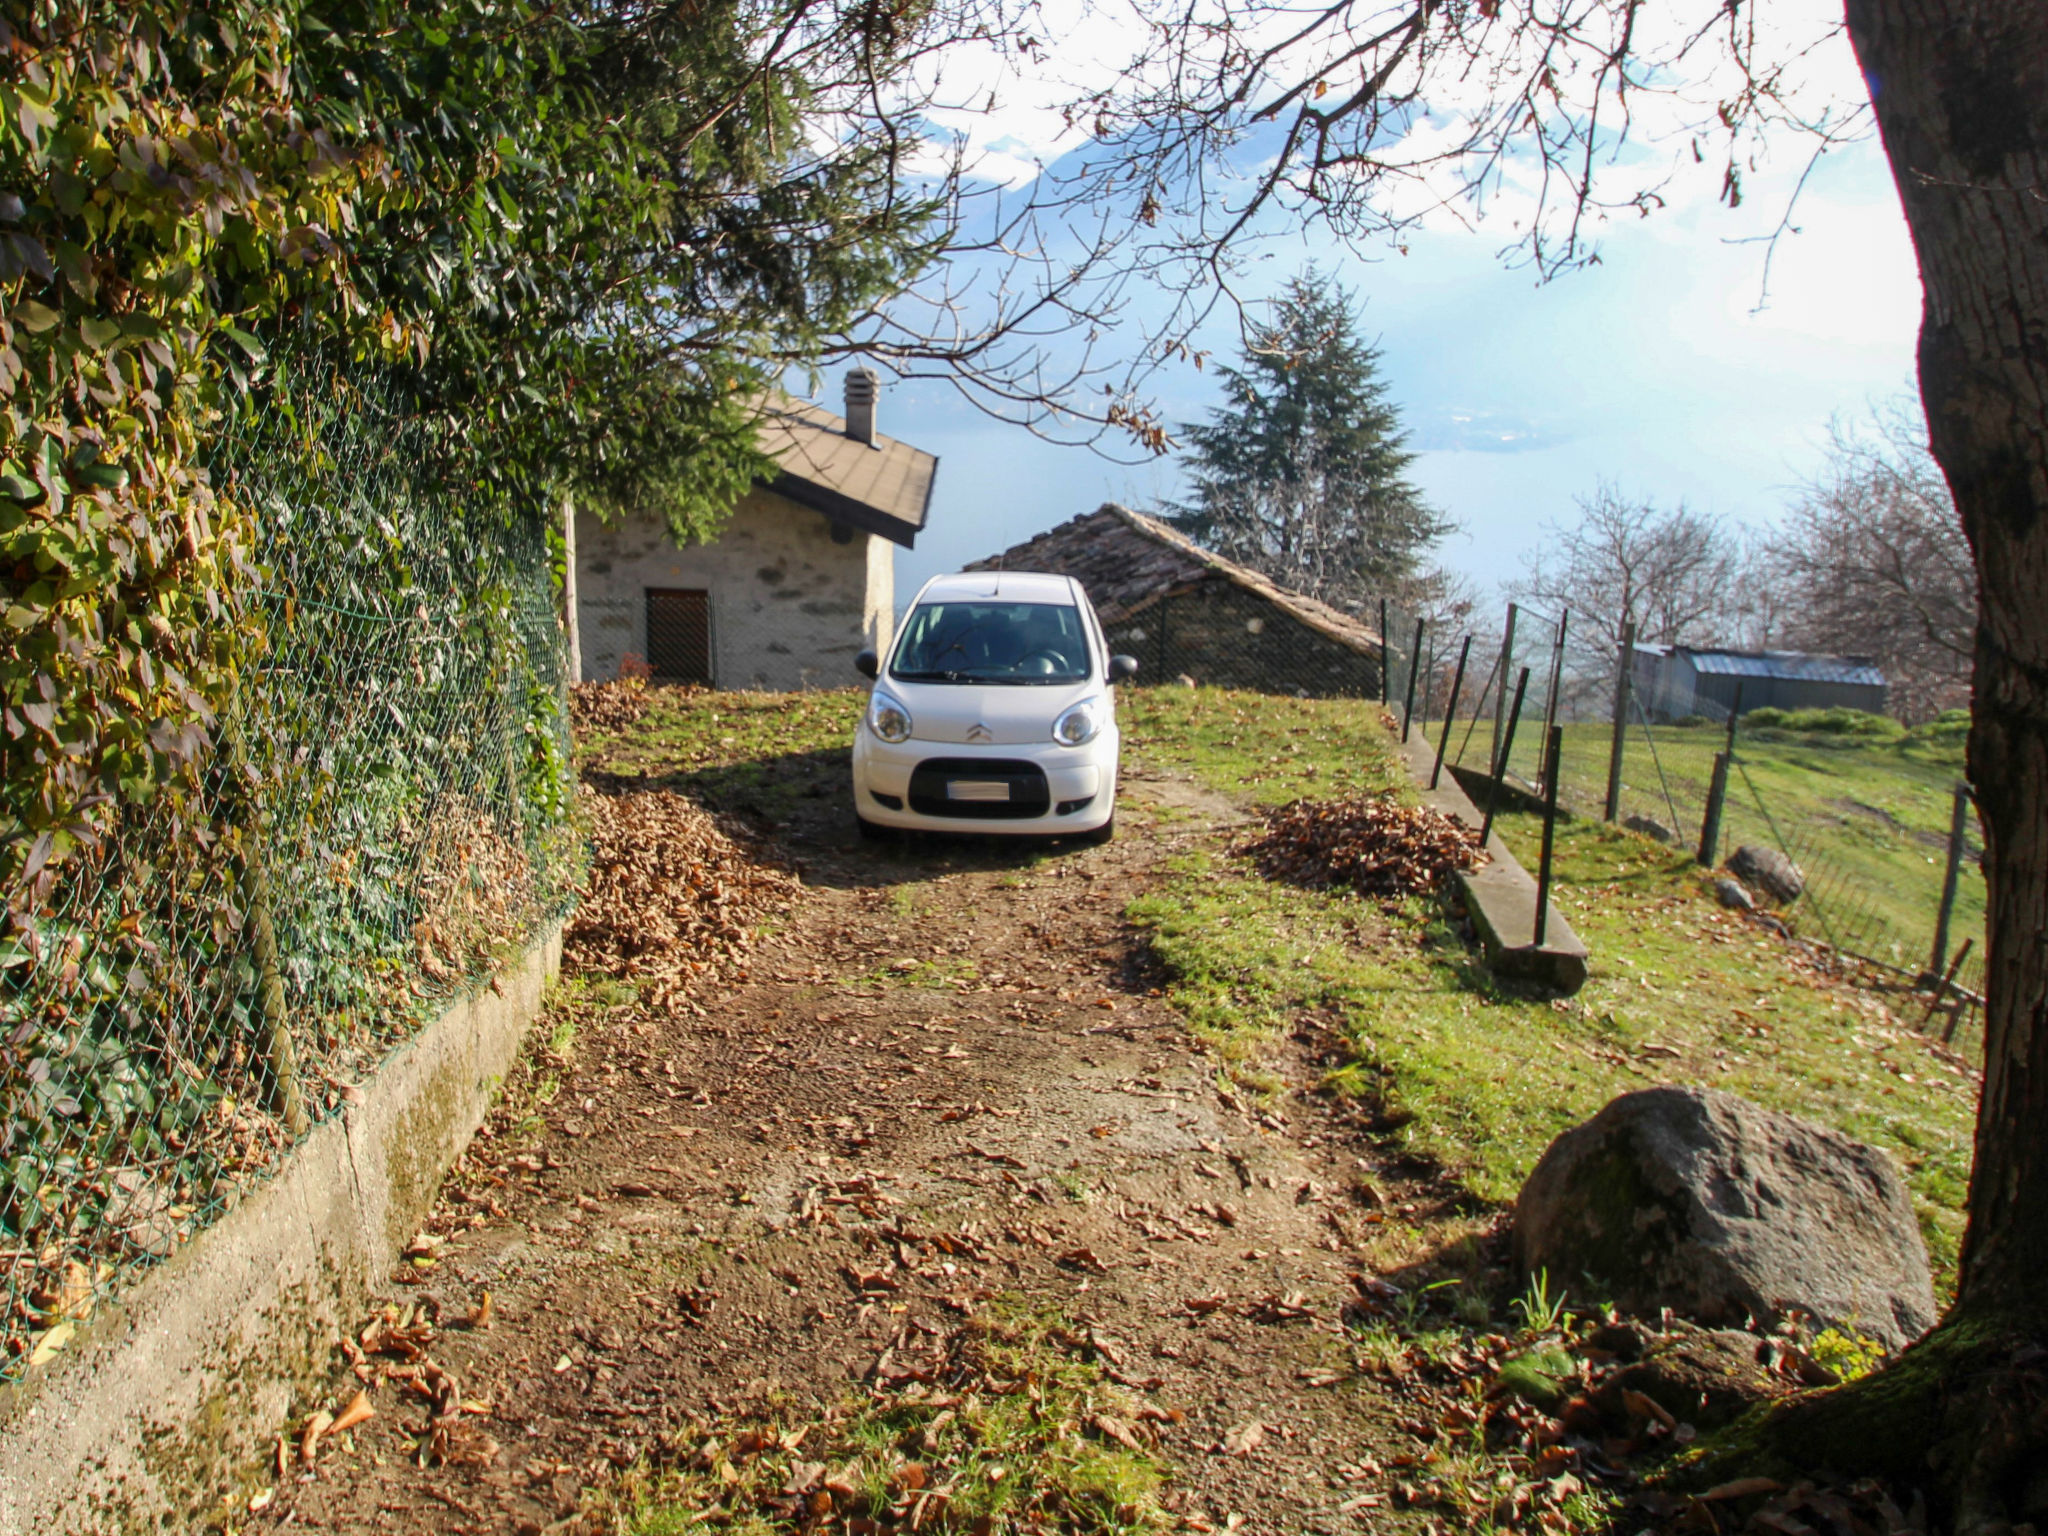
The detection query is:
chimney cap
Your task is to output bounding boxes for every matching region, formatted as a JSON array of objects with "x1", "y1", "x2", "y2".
[{"x1": 843, "y1": 366, "x2": 879, "y2": 445}]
